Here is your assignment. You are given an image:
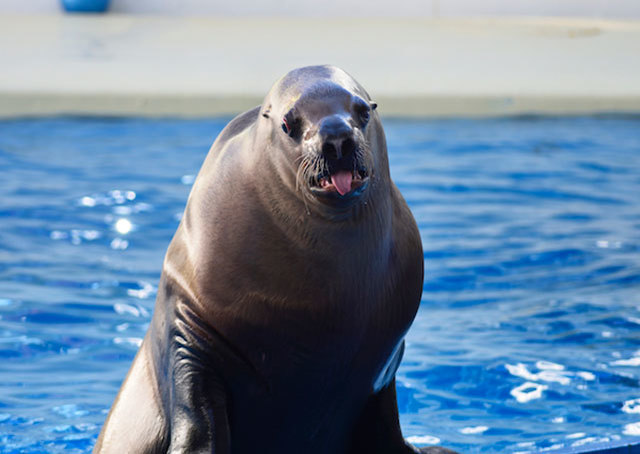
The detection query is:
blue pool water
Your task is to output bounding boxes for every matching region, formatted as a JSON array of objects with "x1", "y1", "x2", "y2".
[{"x1": 0, "y1": 116, "x2": 639, "y2": 453}]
